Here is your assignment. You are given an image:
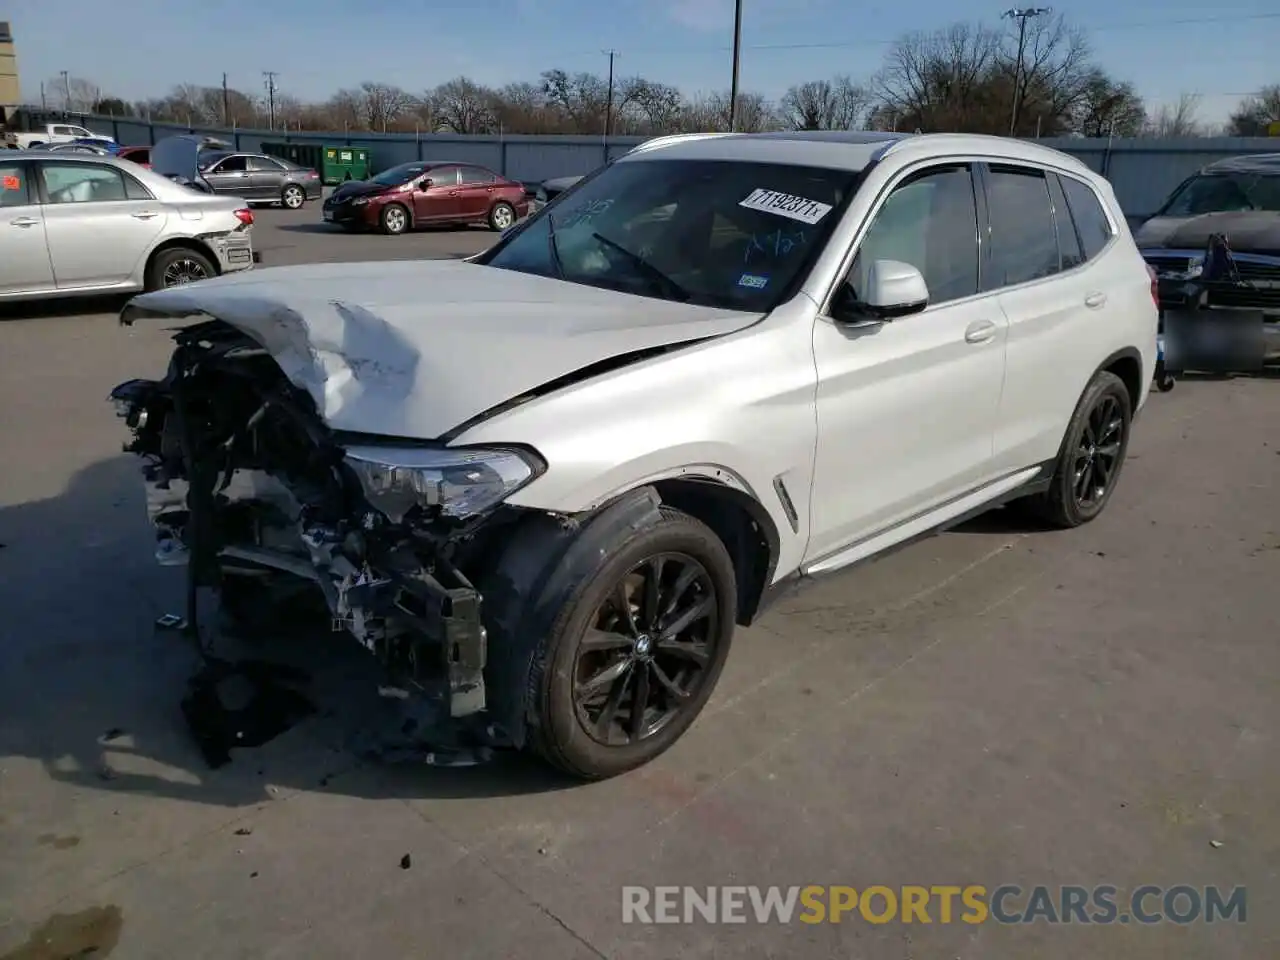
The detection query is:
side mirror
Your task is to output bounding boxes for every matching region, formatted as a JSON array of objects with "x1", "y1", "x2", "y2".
[
  {"x1": 833, "y1": 259, "x2": 929, "y2": 324},
  {"x1": 419, "y1": 178, "x2": 433, "y2": 190}
]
